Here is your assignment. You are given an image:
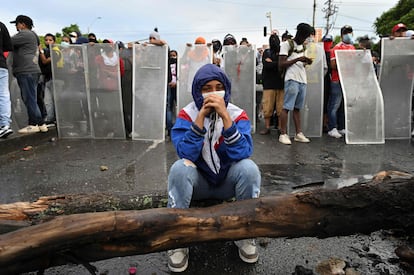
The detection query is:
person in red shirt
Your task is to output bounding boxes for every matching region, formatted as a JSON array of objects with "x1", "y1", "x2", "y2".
[{"x1": 327, "y1": 25, "x2": 355, "y2": 138}]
